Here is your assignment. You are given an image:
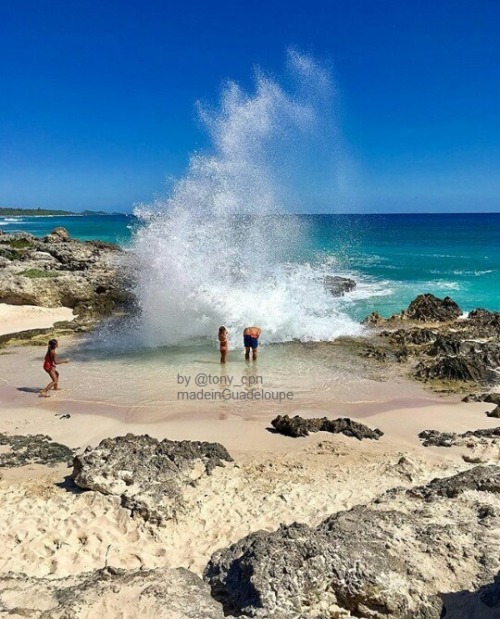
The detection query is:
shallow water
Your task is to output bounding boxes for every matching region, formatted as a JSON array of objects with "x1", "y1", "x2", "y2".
[{"x1": 0, "y1": 338, "x2": 437, "y2": 427}]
